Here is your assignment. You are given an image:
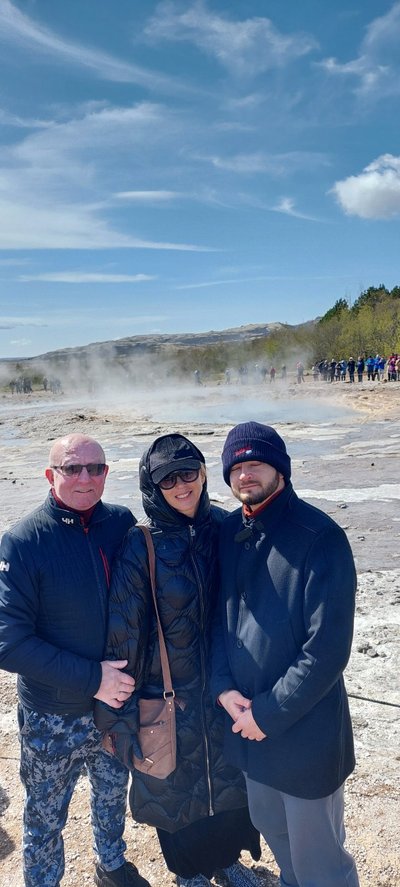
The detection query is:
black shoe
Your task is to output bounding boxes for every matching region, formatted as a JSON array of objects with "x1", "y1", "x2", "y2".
[{"x1": 94, "y1": 861, "x2": 151, "y2": 887}]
